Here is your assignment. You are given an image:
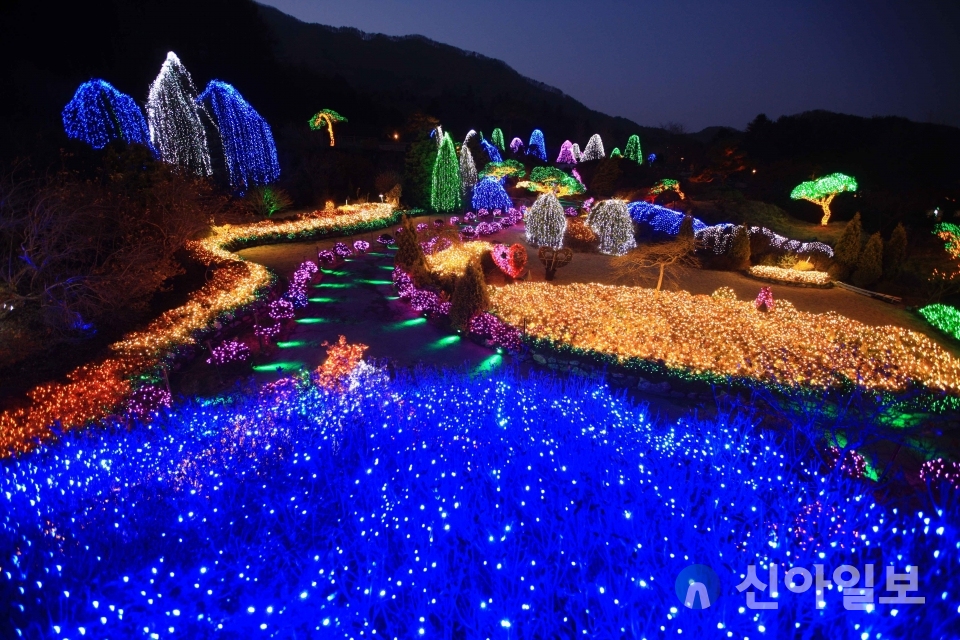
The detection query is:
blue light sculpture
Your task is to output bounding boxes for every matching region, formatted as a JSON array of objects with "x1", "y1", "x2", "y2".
[
  {"x1": 480, "y1": 138, "x2": 503, "y2": 163},
  {"x1": 471, "y1": 177, "x2": 513, "y2": 212},
  {"x1": 627, "y1": 201, "x2": 707, "y2": 236},
  {"x1": 62, "y1": 79, "x2": 154, "y2": 152},
  {"x1": 198, "y1": 80, "x2": 280, "y2": 193},
  {"x1": 525, "y1": 129, "x2": 546, "y2": 162}
]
